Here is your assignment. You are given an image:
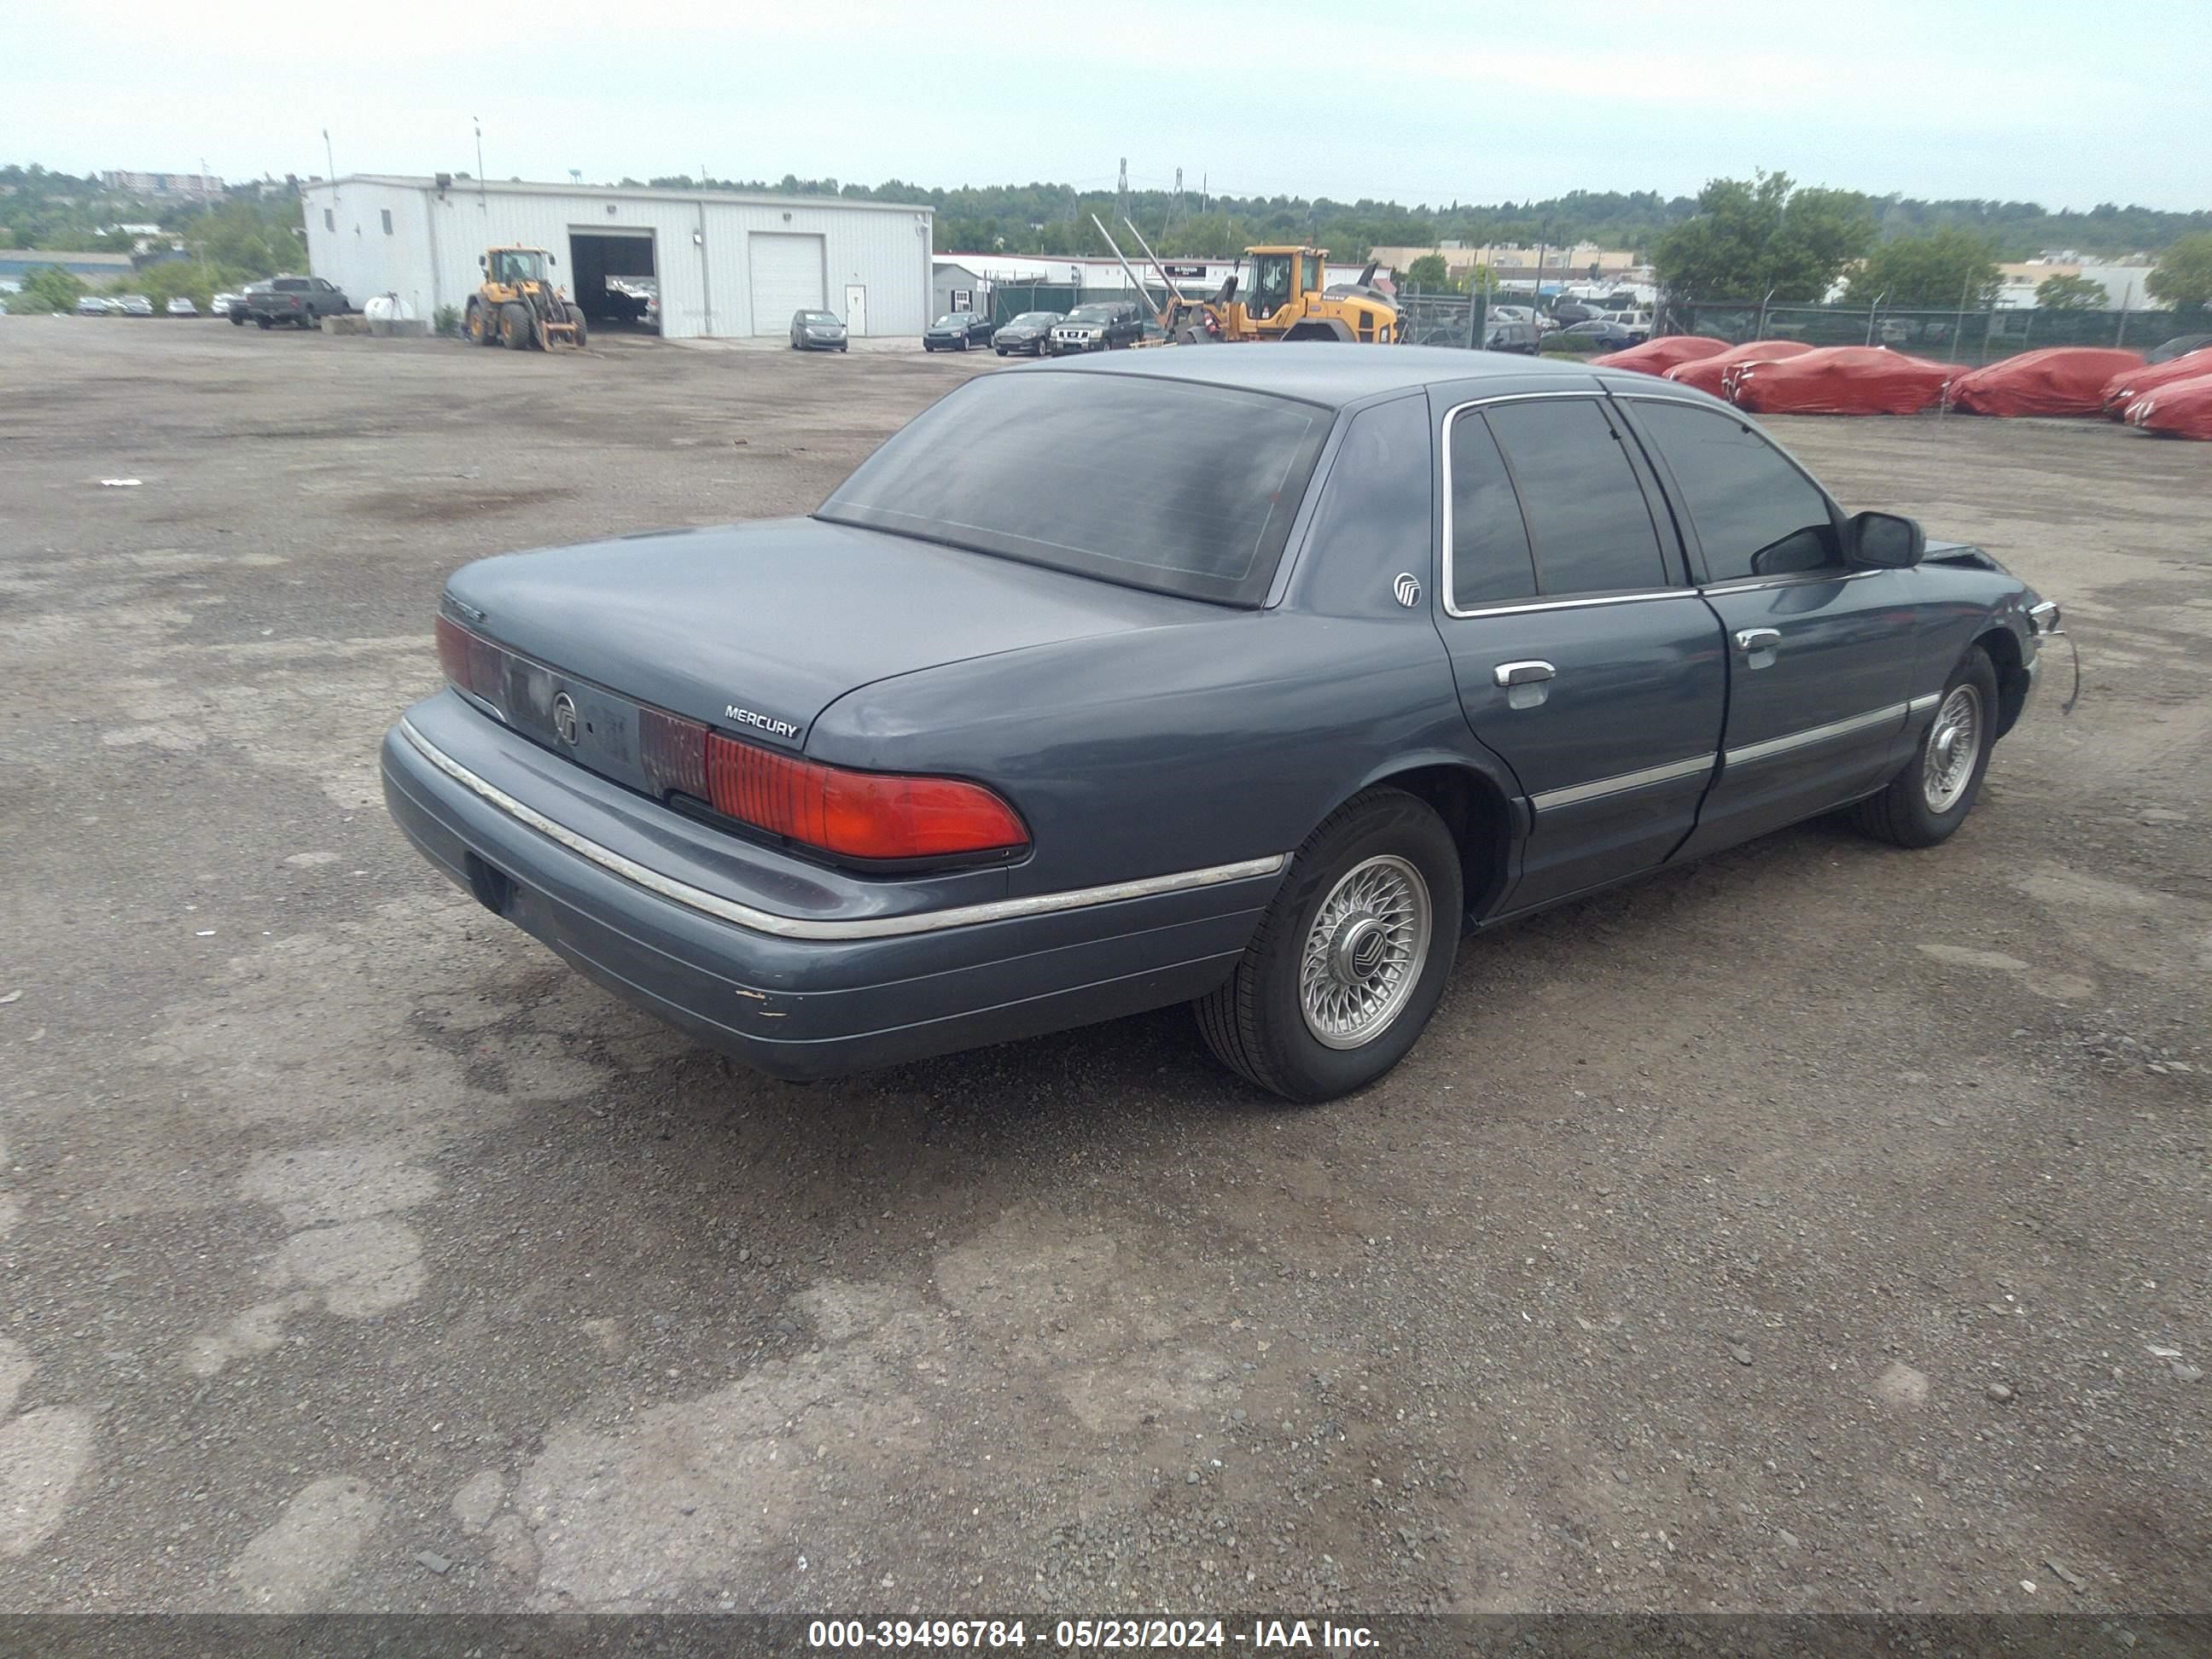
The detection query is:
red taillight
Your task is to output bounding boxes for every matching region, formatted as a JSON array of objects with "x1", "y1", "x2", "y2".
[
  {"x1": 434, "y1": 614, "x2": 1025, "y2": 864},
  {"x1": 705, "y1": 732, "x2": 1025, "y2": 861},
  {"x1": 435, "y1": 614, "x2": 506, "y2": 705}
]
